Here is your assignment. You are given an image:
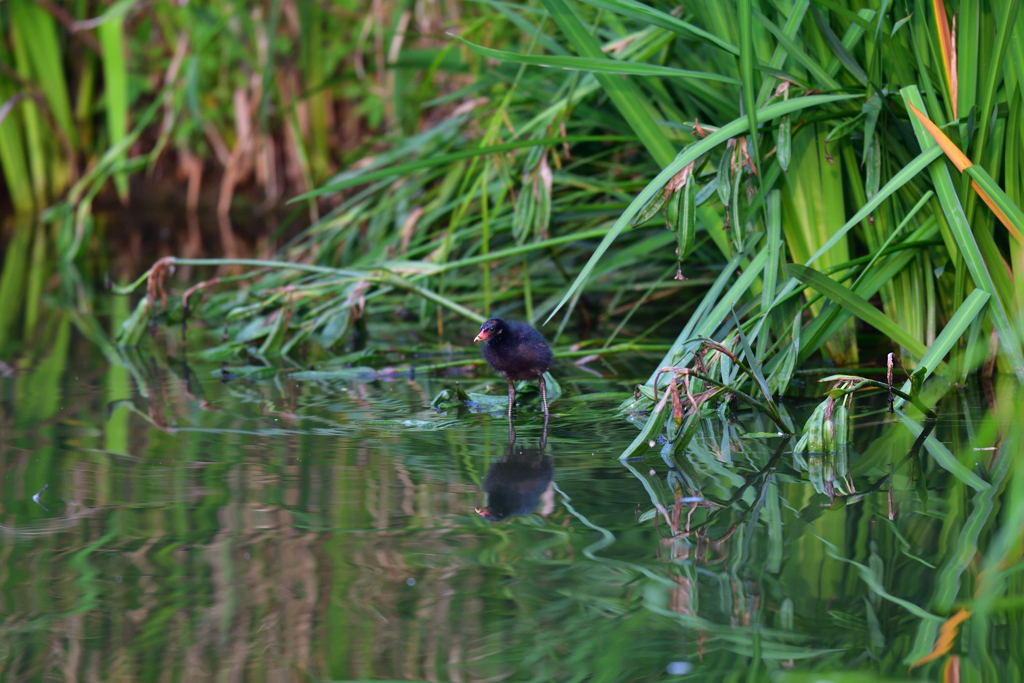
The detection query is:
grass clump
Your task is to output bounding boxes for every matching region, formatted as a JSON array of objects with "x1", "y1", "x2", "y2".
[{"x1": 90, "y1": 1, "x2": 1023, "y2": 461}]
